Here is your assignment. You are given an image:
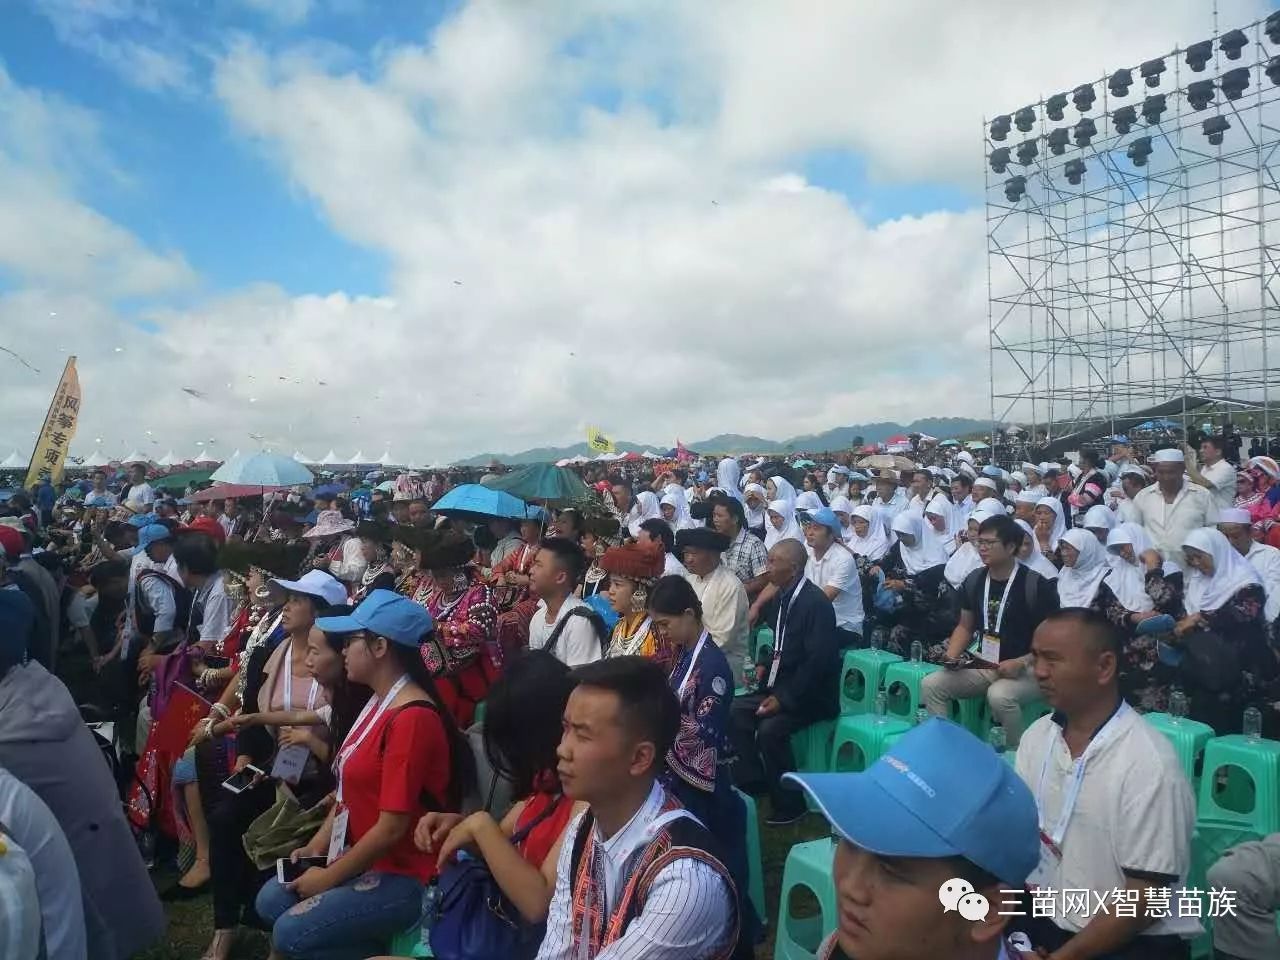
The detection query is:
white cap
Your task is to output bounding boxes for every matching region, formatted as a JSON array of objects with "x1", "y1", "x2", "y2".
[
  {"x1": 1022, "y1": 462, "x2": 1040, "y2": 475},
  {"x1": 1149, "y1": 448, "x2": 1185, "y2": 464},
  {"x1": 974, "y1": 477, "x2": 998, "y2": 492},
  {"x1": 1118, "y1": 464, "x2": 1148, "y2": 481},
  {"x1": 269, "y1": 569, "x2": 348, "y2": 607},
  {"x1": 1014, "y1": 490, "x2": 1041, "y2": 504},
  {"x1": 1219, "y1": 508, "x2": 1252, "y2": 525}
]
